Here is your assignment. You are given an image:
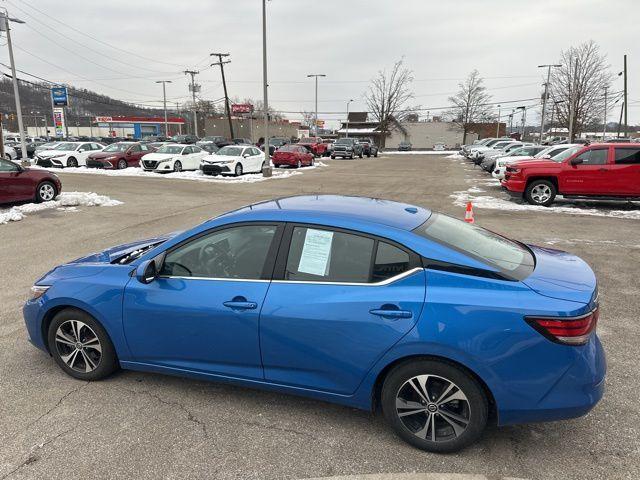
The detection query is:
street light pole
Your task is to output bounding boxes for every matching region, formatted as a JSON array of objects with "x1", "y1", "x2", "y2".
[
  {"x1": 262, "y1": 0, "x2": 269, "y2": 162},
  {"x1": 495, "y1": 104, "x2": 501, "y2": 137},
  {"x1": 345, "y1": 99, "x2": 353, "y2": 138},
  {"x1": 538, "y1": 64, "x2": 561, "y2": 145},
  {"x1": 602, "y1": 87, "x2": 608, "y2": 140},
  {"x1": 156, "y1": 80, "x2": 172, "y2": 137},
  {"x1": 2, "y1": 11, "x2": 28, "y2": 162},
  {"x1": 307, "y1": 74, "x2": 326, "y2": 136}
]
